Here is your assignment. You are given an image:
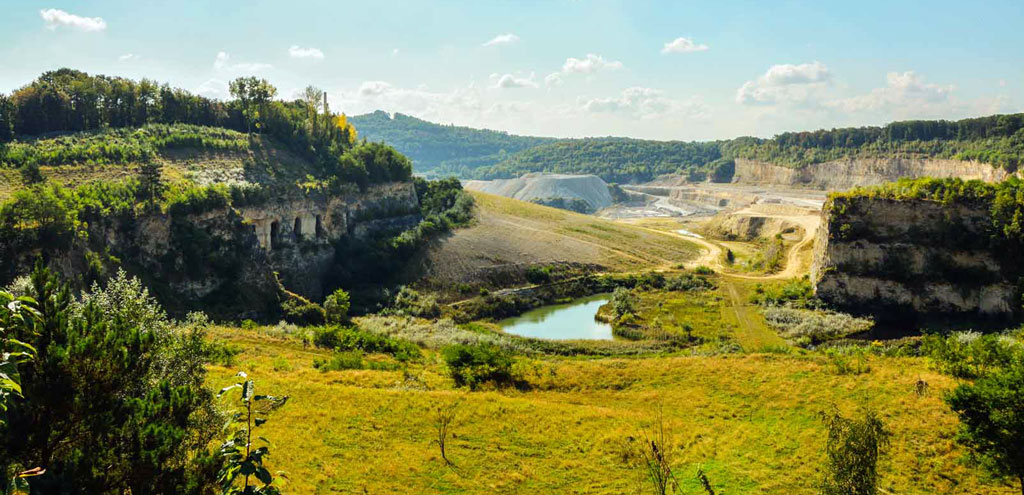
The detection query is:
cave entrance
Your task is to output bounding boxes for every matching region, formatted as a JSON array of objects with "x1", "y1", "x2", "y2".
[
  {"x1": 315, "y1": 215, "x2": 324, "y2": 238},
  {"x1": 270, "y1": 220, "x2": 280, "y2": 250},
  {"x1": 293, "y1": 217, "x2": 303, "y2": 240}
]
